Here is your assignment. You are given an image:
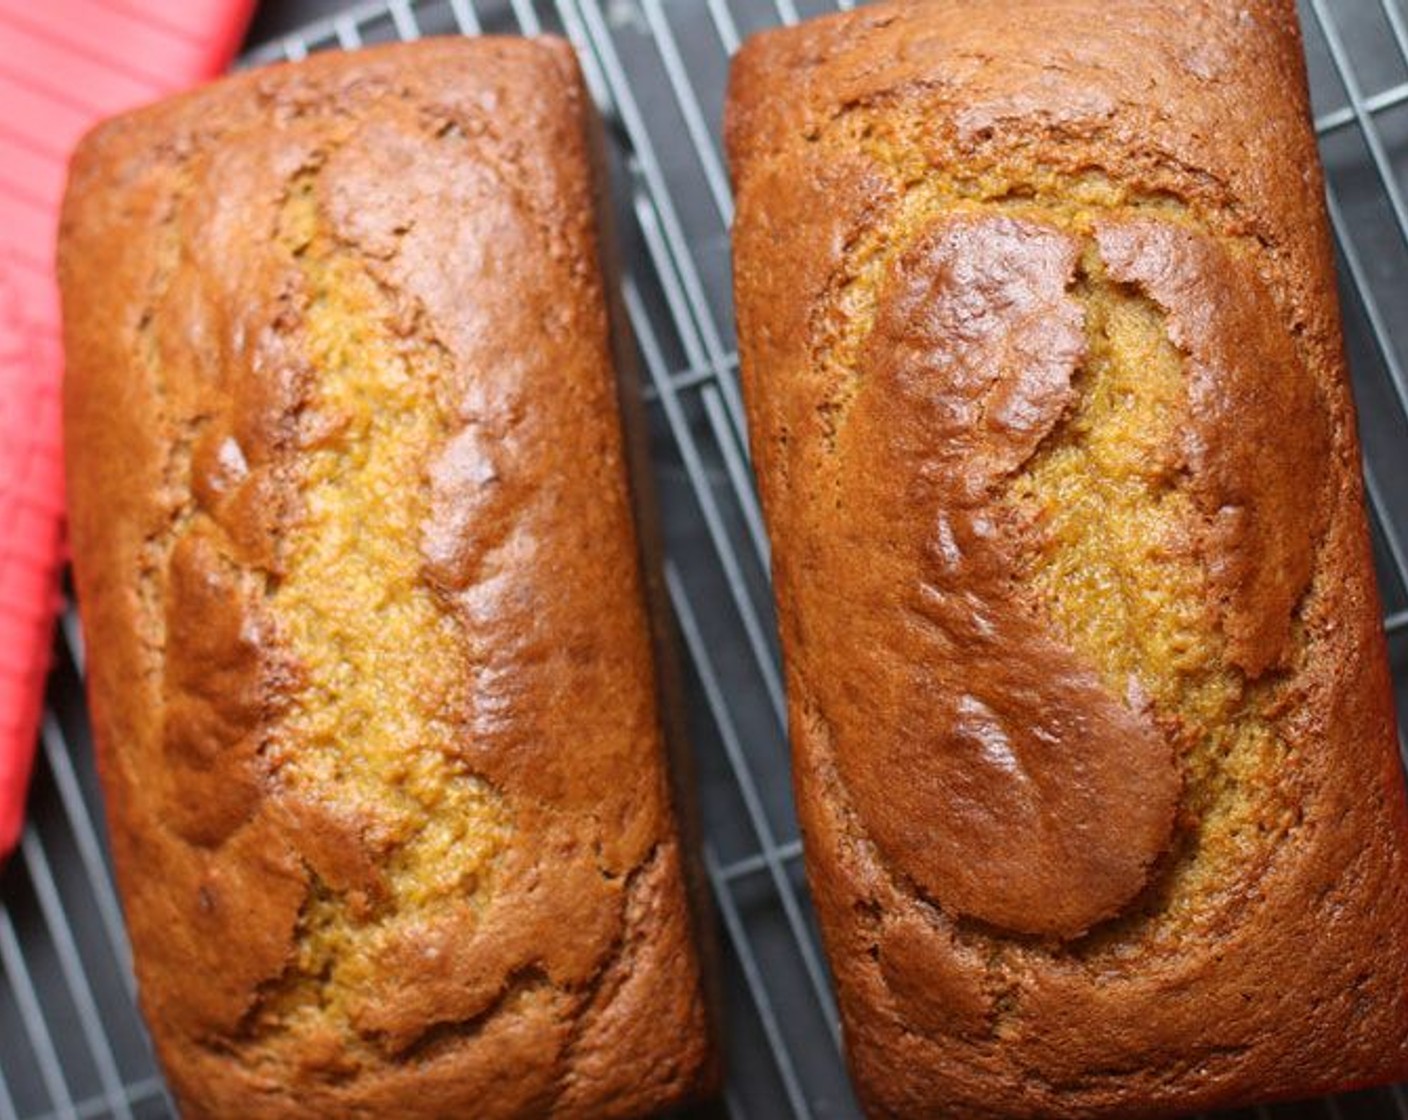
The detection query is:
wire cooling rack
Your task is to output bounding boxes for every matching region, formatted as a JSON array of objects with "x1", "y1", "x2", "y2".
[{"x1": 3, "y1": 1, "x2": 1408, "y2": 1117}]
